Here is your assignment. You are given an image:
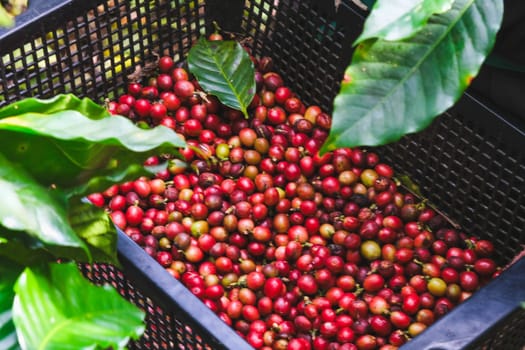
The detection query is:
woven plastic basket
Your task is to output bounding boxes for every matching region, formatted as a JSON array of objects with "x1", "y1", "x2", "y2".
[{"x1": 1, "y1": 1, "x2": 524, "y2": 349}]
